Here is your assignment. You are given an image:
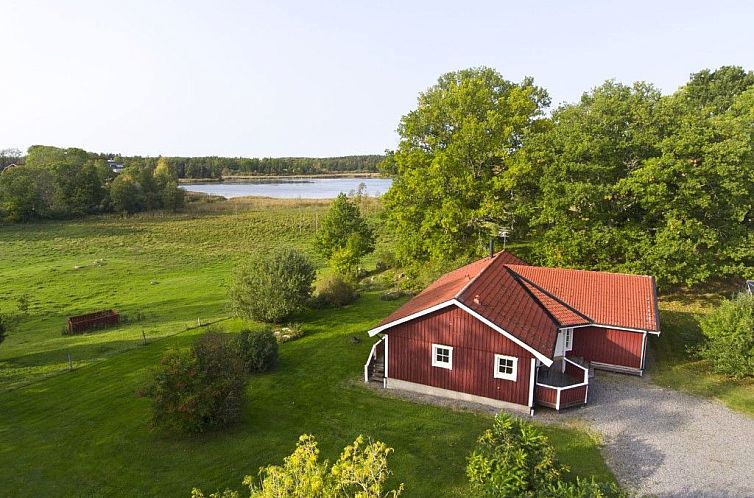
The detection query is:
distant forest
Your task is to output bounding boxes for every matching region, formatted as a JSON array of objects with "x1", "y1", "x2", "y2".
[
  {"x1": 0, "y1": 150, "x2": 384, "y2": 179},
  {"x1": 119, "y1": 154, "x2": 384, "y2": 179}
]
